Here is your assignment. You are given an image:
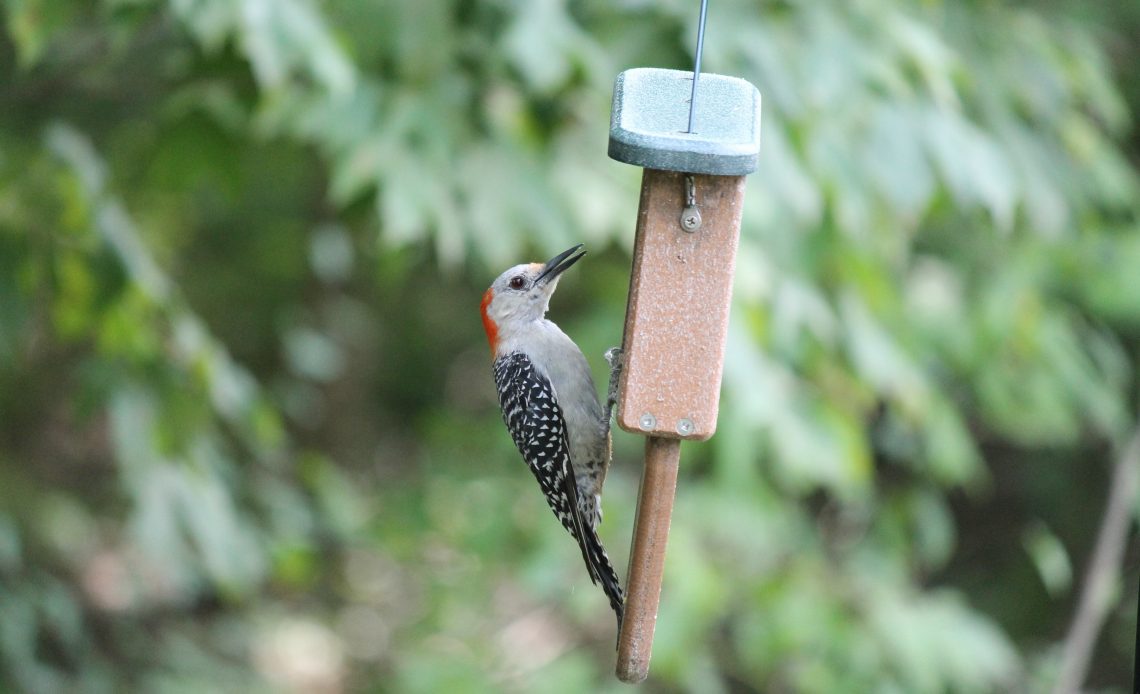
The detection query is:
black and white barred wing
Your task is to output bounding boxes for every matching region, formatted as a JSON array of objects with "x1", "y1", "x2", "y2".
[{"x1": 493, "y1": 352, "x2": 624, "y2": 626}]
